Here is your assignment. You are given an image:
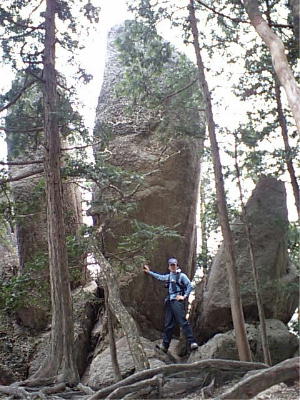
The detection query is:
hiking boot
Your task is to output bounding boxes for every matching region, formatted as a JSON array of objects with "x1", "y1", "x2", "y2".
[
  {"x1": 156, "y1": 344, "x2": 168, "y2": 353},
  {"x1": 190, "y1": 342, "x2": 198, "y2": 351}
]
